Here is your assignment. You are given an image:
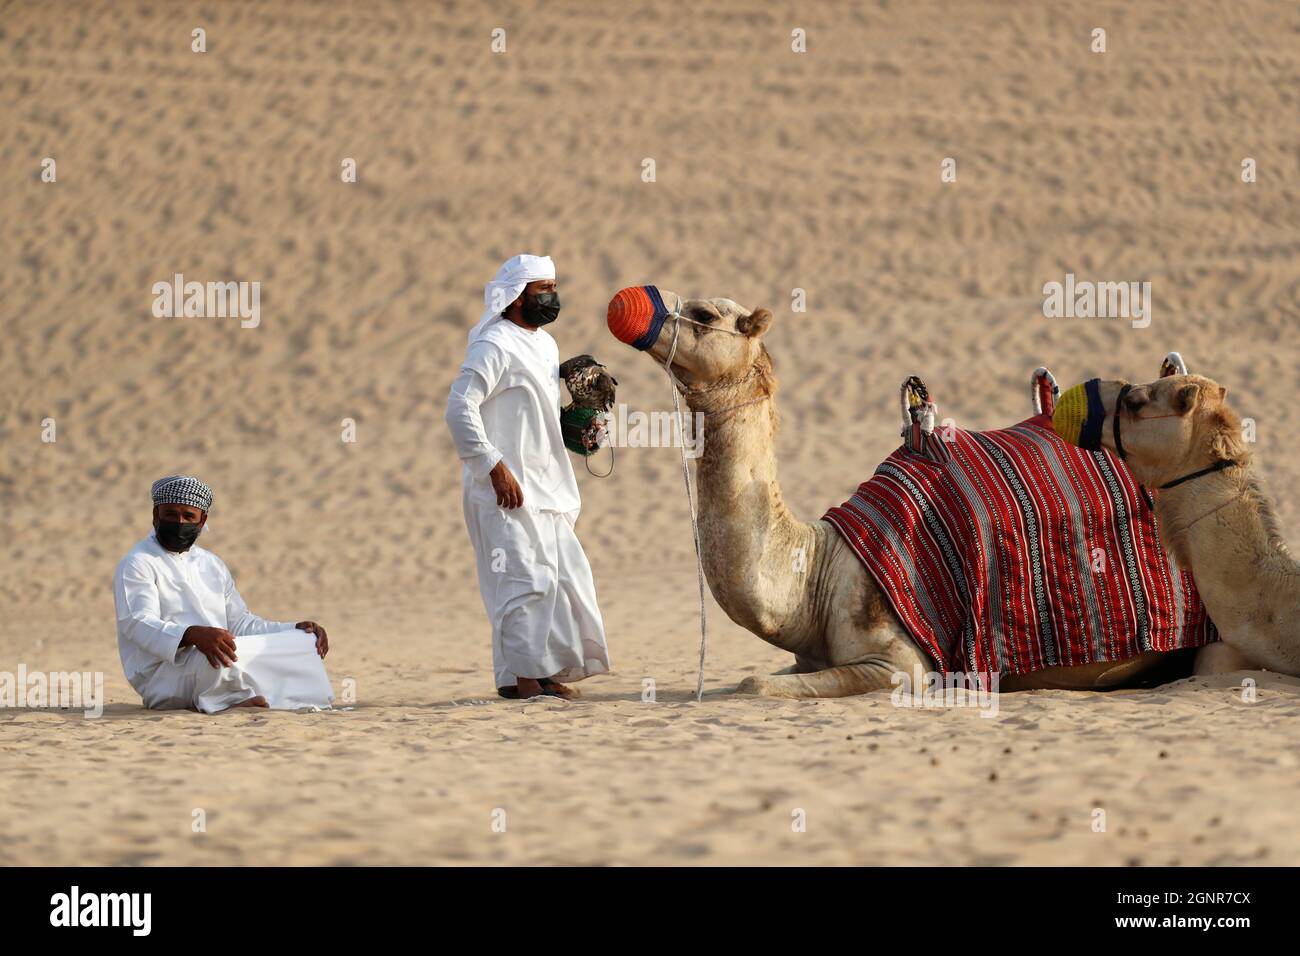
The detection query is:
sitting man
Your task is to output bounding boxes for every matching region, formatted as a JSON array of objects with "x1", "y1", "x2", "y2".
[{"x1": 112, "y1": 475, "x2": 334, "y2": 713}]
